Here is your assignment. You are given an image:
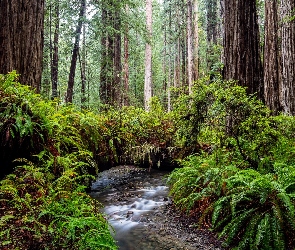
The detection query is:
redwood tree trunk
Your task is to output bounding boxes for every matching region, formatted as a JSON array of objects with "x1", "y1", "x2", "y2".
[
  {"x1": 113, "y1": 9, "x2": 122, "y2": 107},
  {"x1": 51, "y1": 1, "x2": 59, "y2": 99},
  {"x1": 100, "y1": 7, "x2": 108, "y2": 105},
  {"x1": 206, "y1": 0, "x2": 218, "y2": 72},
  {"x1": 187, "y1": 0, "x2": 194, "y2": 94},
  {"x1": 80, "y1": 24, "x2": 87, "y2": 108},
  {"x1": 193, "y1": 0, "x2": 198, "y2": 82},
  {"x1": 207, "y1": 0, "x2": 218, "y2": 44},
  {"x1": 100, "y1": 0, "x2": 120, "y2": 106},
  {"x1": 144, "y1": 0, "x2": 153, "y2": 111},
  {"x1": 280, "y1": 0, "x2": 295, "y2": 115},
  {"x1": 123, "y1": 6, "x2": 129, "y2": 106},
  {"x1": 223, "y1": 0, "x2": 263, "y2": 99},
  {"x1": 0, "y1": 0, "x2": 45, "y2": 92},
  {"x1": 65, "y1": 0, "x2": 86, "y2": 103},
  {"x1": 264, "y1": 0, "x2": 281, "y2": 114}
]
